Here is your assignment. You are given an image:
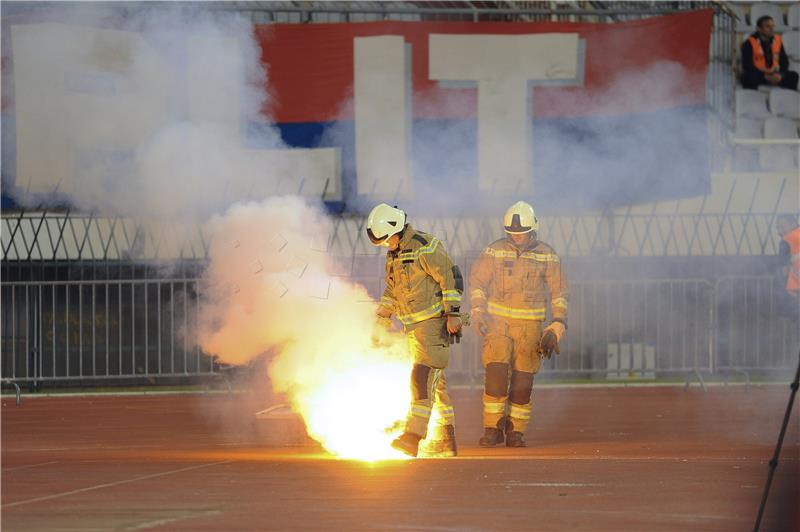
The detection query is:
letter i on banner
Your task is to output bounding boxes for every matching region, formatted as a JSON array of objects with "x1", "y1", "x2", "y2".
[{"x1": 429, "y1": 34, "x2": 583, "y2": 194}]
